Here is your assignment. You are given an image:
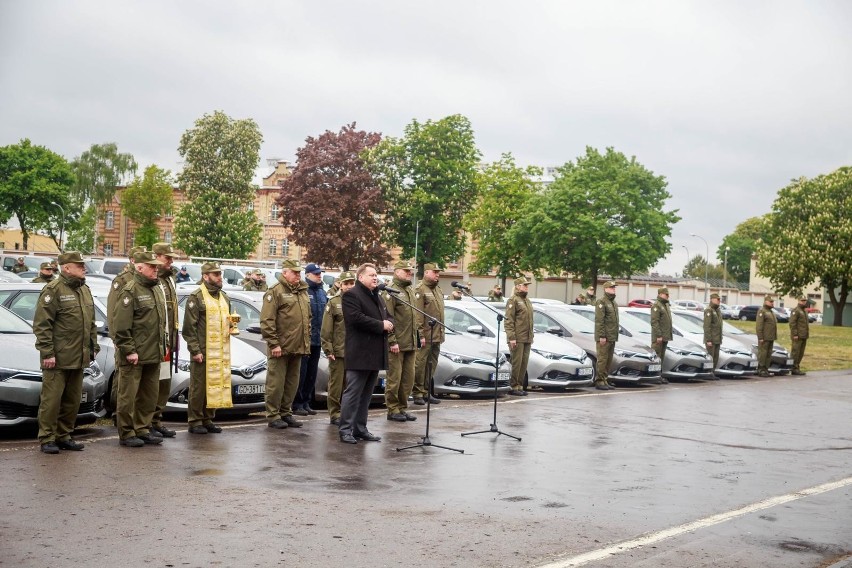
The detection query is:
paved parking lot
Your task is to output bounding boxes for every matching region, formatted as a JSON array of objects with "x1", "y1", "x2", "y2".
[{"x1": 2, "y1": 371, "x2": 851, "y2": 567}]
